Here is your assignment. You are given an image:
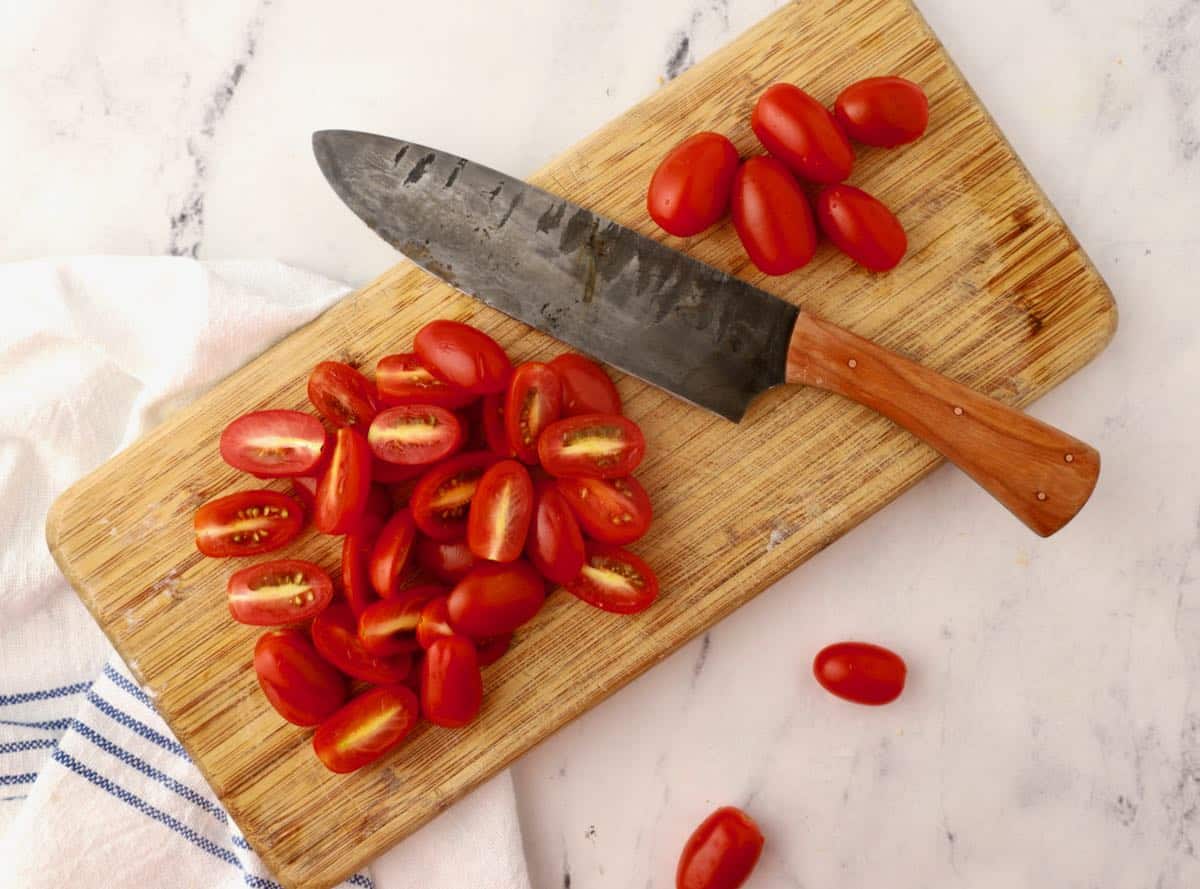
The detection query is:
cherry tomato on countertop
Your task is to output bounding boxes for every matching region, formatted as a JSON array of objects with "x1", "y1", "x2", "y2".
[
  {"x1": 369, "y1": 509, "x2": 417, "y2": 598},
  {"x1": 313, "y1": 685, "x2": 419, "y2": 773},
  {"x1": 467, "y1": 460, "x2": 534, "y2": 563},
  {"x1": 368, "y1": 404, "x2": 463, "y2": 466},
  {"x1": 505, "y1": 362, "x2": 562, "y2": 464},
  {"x1": 815, "y1": 184, "x2": 907, "y2": 272},
  {"x1": 416, "y1": 596, "x2": 455, "y2": 650},
  {"x1": 220, "y1": 410, "x2": 327, "y2": 478},
  {"x1": 254, "y1": 628, "x2": 347, "y2": 726},
  {"x1": 676, "y1": 806, "x2": 765, "y2": 889},
  {"x1": 410, "y1": 451, "x2": 499, "y2": 541},
  {"x1": 375, "y1": 352, "x2": 475, "y2": 409},
  {"x1": 813, "y1": 641, "x2": 907, "y2": 705},
  {"x1": 647, "y1": 132, "x2": 741, "y2": 238},
  {"x1": 751, "y1": 82, "x2": 854, "y2": 184},
  {"x1": 526, "y1": 480, "x2": 585, "y2": 585},
  {"x1": 415, "y1": 537, "x2": 477, "y2": 585},
  {"x1": 358, "y1": 586, "x2": 444, "y2": 656},
  {"x1": 537, "y1": 413, "x2": 646, "y2": 479},
  {"x1": 311, "y1": 602, "x2": 412, "y2": 684},
  {"x1": 195, "y1": 489, "x2": 304, "y2": 558},
  {"x1": 414, "y1": 320, "x2": 511, "y2": 395},
  {"x1": 548, "y1": 353, "x2": 622, "y2": 417},
  {"x1": 342, "y1": 513, "x2": 384, "y2": 618},
  {"x1": 731, "y1": 156, "x2": 818, "y2": 276},
  {"x1": 566, "y1": 544, "x2": 659, "y2": 614},
  {"x1": 555, "y1": 475, "x2": 652, "y2": 546},
  {"x1": 475, "y1": 633, "x2": 512, "y2": 667},
  {"x1": 420, "y1": 635, "x2": 483, "y2": 728},
  {"x1": 834, "y1": 76, "x2": 929, "y2": 148},
  {"x1": 227, "y1": 559, "x2": 334, "y2": 626},
  {"x1": 307, "y1": 361, "x2": 378, "y2": 429},
  {"x1": 447, "y1": 560, "x2": 545, "y2": 638},
  {"x1": 314, "y1": 427, "x2": 372, "y2": 534}
]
